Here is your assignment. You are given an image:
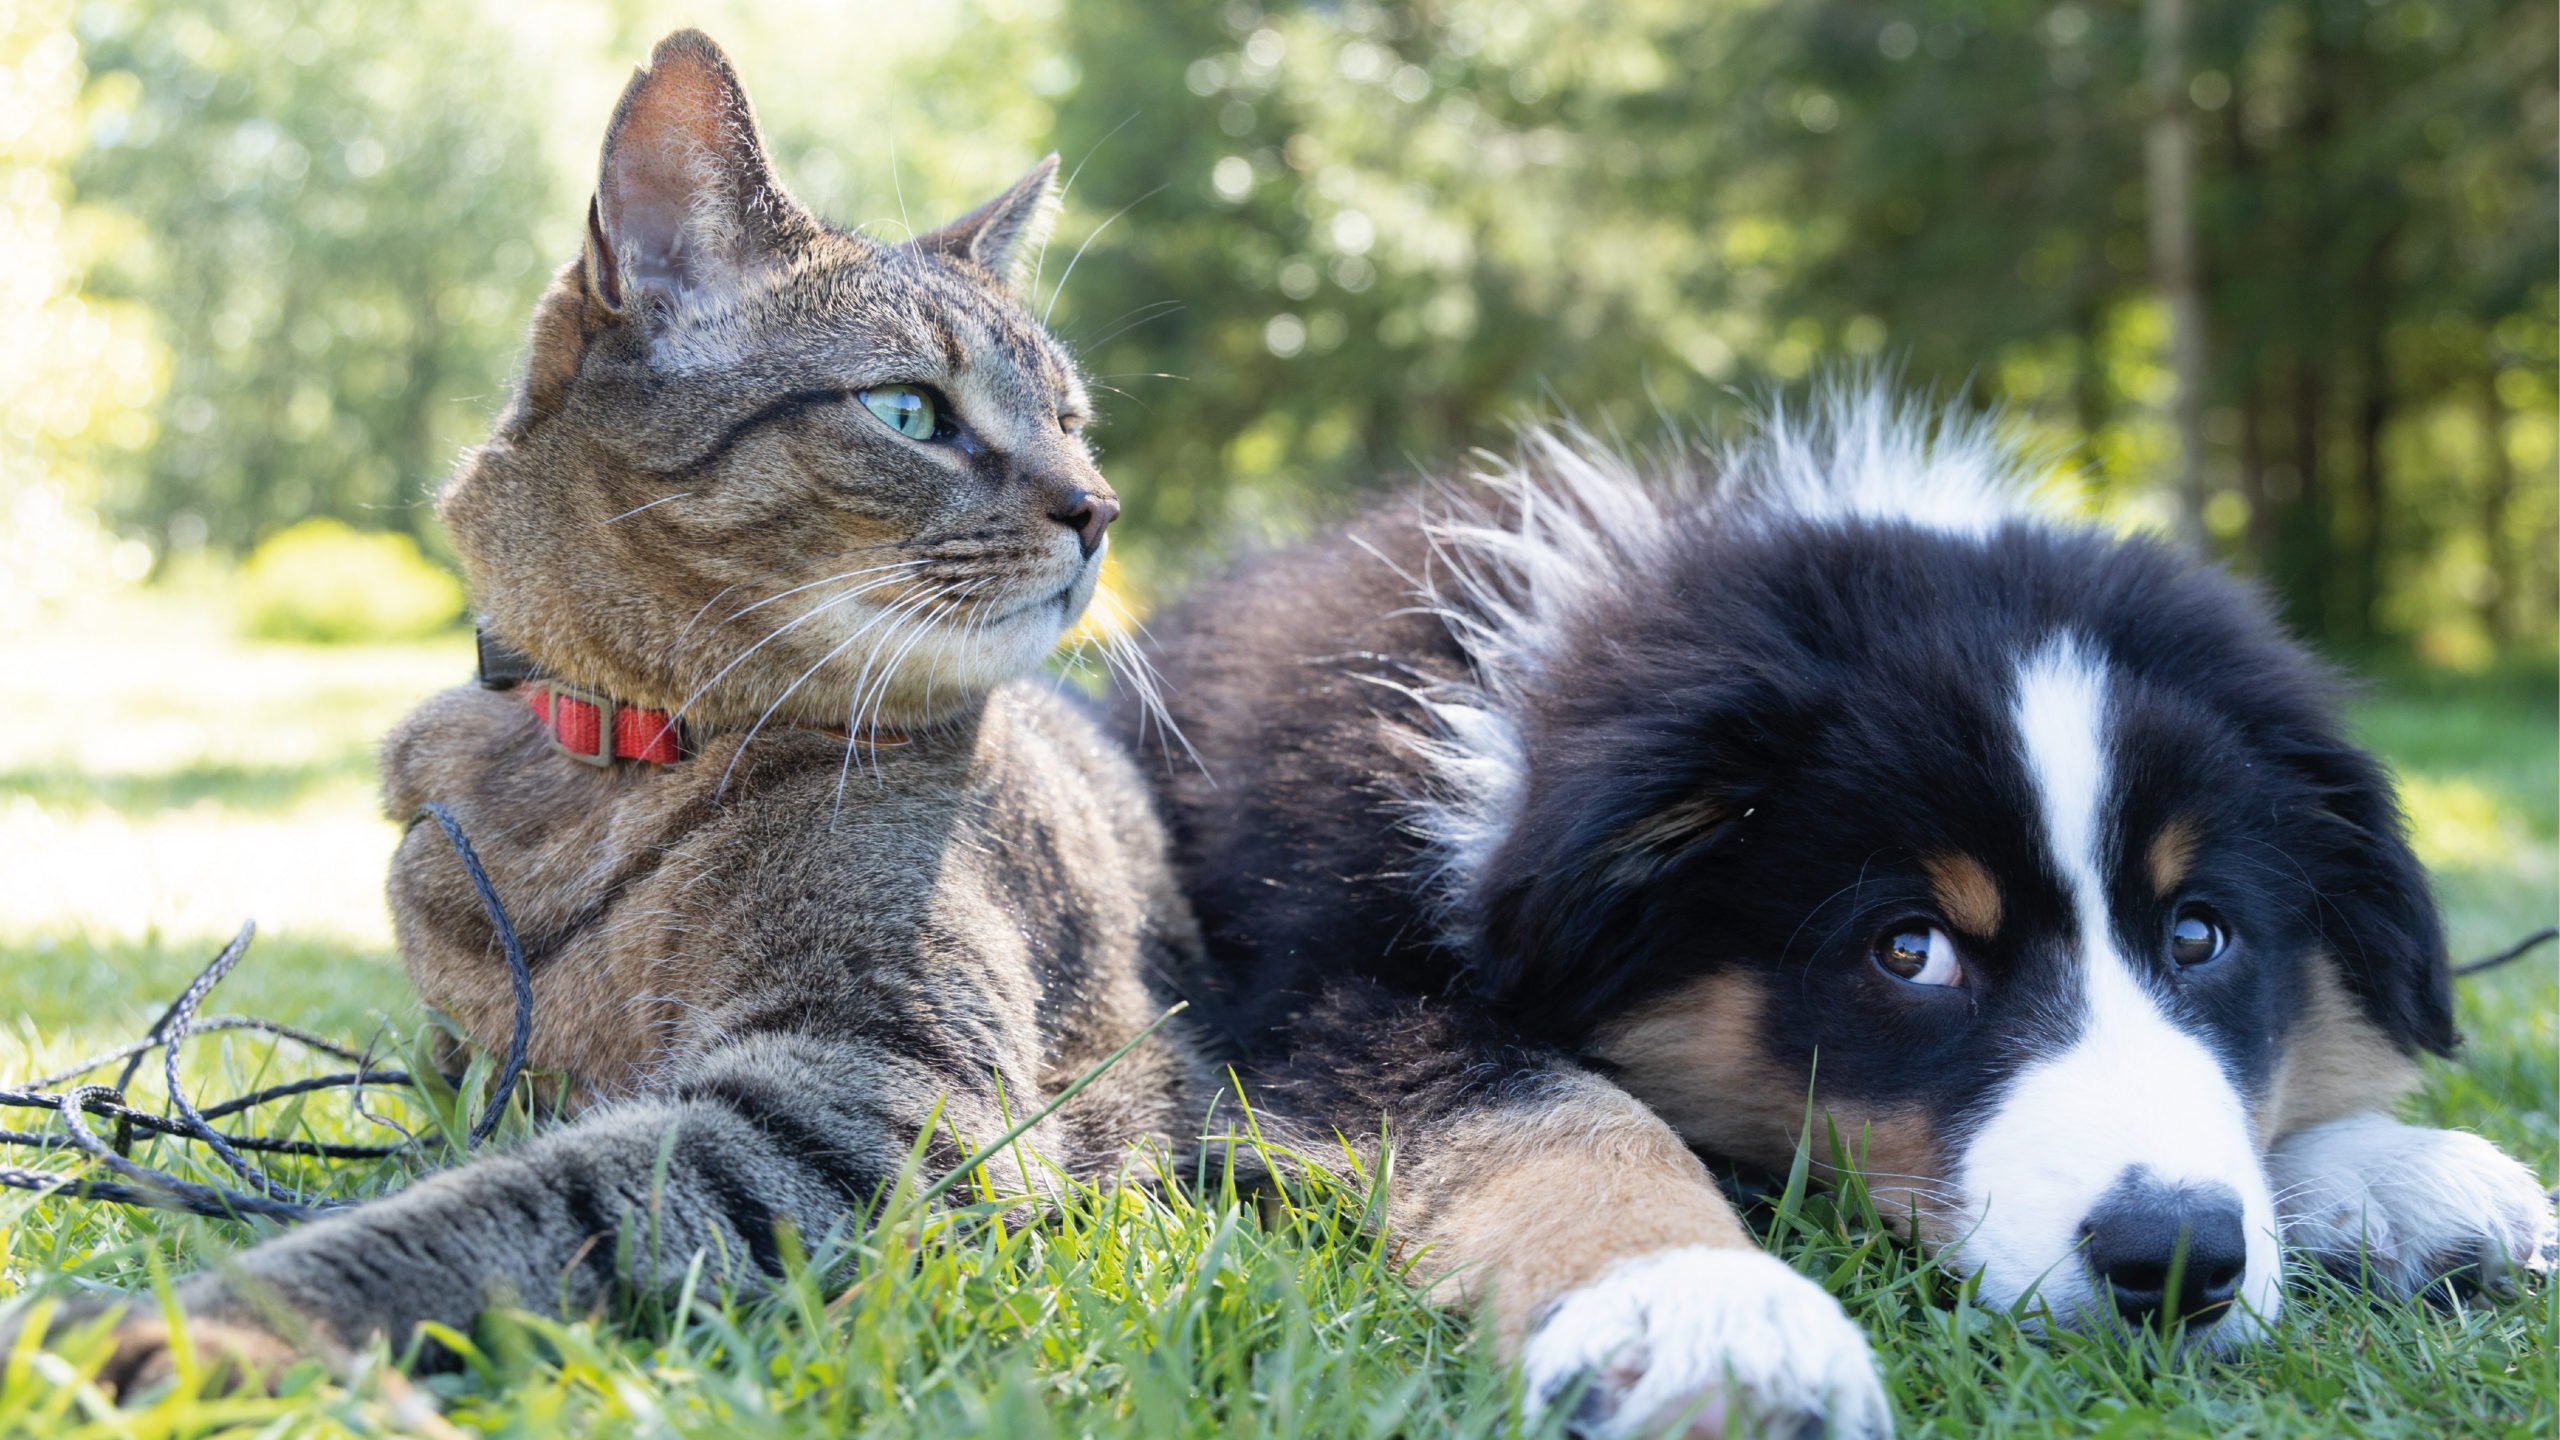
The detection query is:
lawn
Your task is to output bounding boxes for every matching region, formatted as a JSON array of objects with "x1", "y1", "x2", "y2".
[{"x1": 0, "y1": 593, "x2": 2552, "y2": 1439}]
